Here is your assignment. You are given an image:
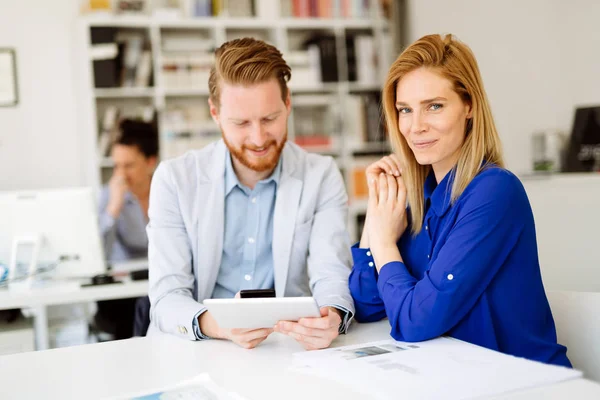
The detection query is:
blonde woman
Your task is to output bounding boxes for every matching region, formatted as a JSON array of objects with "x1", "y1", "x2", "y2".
[{"x1": 349, "y1": 34, "x2": 571, "y2": 367}]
